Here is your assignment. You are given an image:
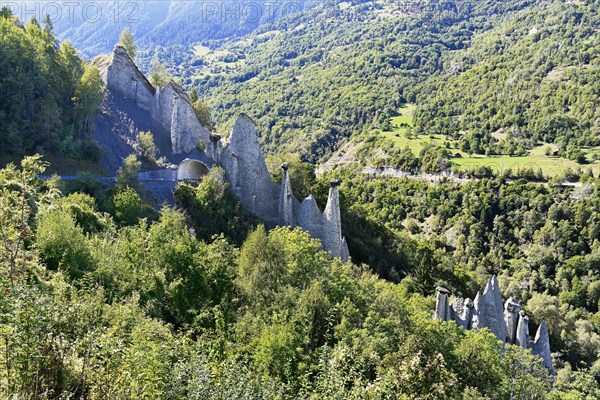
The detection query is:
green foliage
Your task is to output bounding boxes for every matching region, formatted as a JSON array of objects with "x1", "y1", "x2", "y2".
[
  {"x1": 0, "y1": 15, "x2": 101, "y2": 160},
  {"x1": 36, "y1": 204, "x2": 94, "y2": 279},
  {"x1": 148, "y1": 58, "x2": 171, "y2": 88},
  {"x1": 266, "y1": 154, "x2": 316, "y2": 200},
  {"x1": 113, "y1": 187, "x2": 145, "y2": 226},
  {"x1": 137, "y1": 130, "x2": 157, "y2": 161},
  {"x1": 415, "y1": 2, "x2": 600, "y2": 156},
  {"x1": 0, "y1": 155, "x2": 49, "y2": 288},
  {"x1": 119, "y1": 28, "x2": 137, "y2": 60},
  {"x1": 237, "y1": 226, "x2": 330, "y2": 308},
  {"x1": 73, "y1": 65, "x2": 105, "y2": 134},
  {"x1": 174, "y1": 167, "x2": 253, "y2": 244},
  {"x1": 192, "y1": 97, "x2": 214, "y2": 130},
  {"x1": 116, "y1": 154, "x2": 141, "y2": 192},
  {"x1": 0, "y1": 155, "x2": 593, "y2": 398}
]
